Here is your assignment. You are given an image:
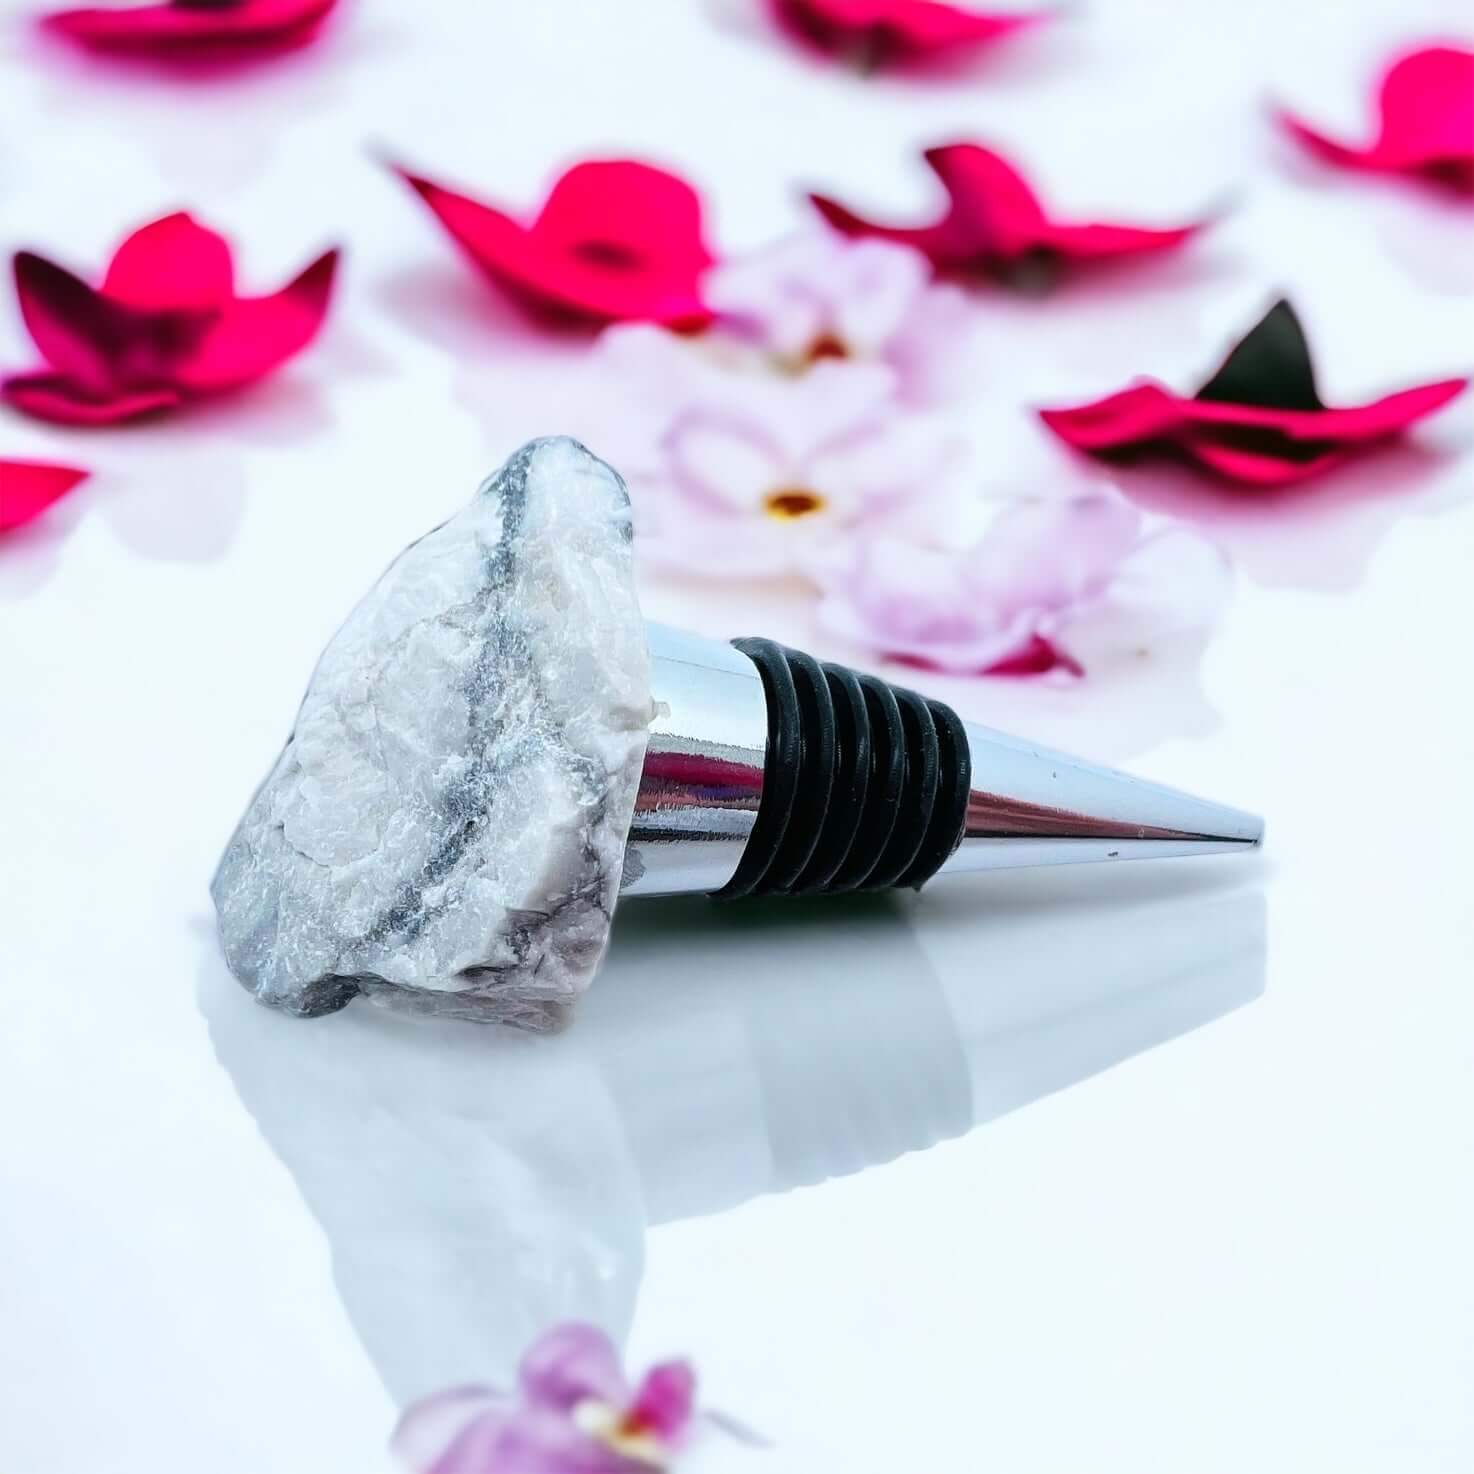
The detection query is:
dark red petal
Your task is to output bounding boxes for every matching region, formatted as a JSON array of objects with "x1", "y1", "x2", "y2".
[
  {"x1": 42, "y1": 0, "x2": 338, "y2": 54},
  {"x1": 1376, "y1": 46, "x2": 1474, "y2": 165},
  {"x1": 397, "y1": 163, "x2": 712, "y2": 326},
  {"x1": 1038, "y1": 383, "x2": 1185, "y2": 450},
  {"x1": 0, "y1": 458, "x2": 89, "y2": 532},
  {"x1": 102, "y1": 212, "x2": 234, "y2": 311},
  {"x1": 12, "y1": 252, "x2": 131, "y2": 394},
  {"x1": 176, "y1": 248, "x2": 338, "y2": 391},
  {"x1": 0, "y1": 371, "x2": 181, "y2": 425}
]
